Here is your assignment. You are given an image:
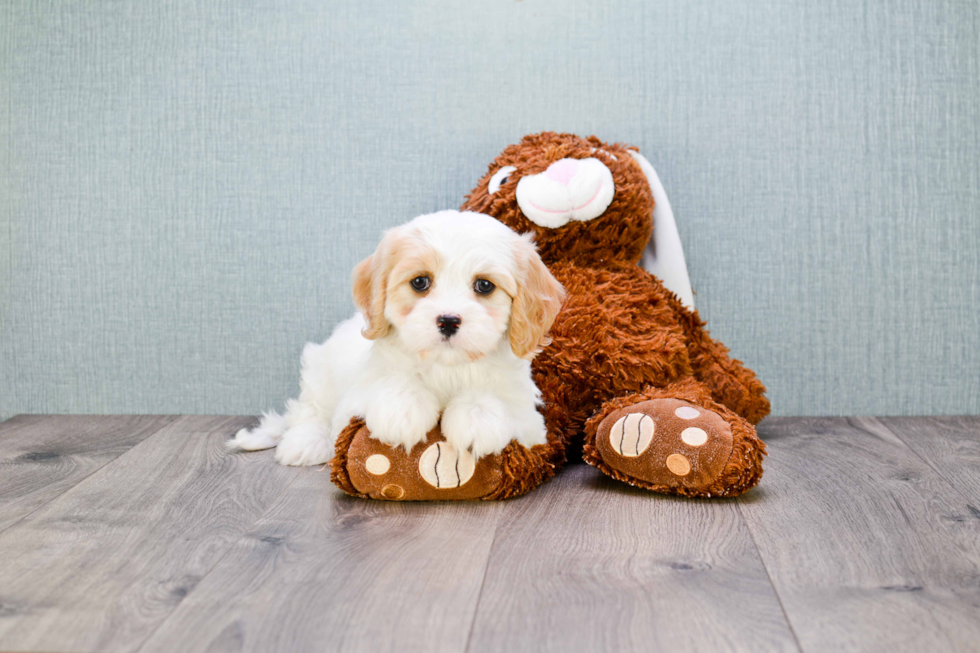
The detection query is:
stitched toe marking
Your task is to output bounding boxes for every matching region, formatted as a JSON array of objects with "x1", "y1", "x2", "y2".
[
  {"x1": 609, "y1": 413, "x2": 655, "y2": 457},
  {"x1": 419, "y1": 442, "x2": 476, "y2": 488}
]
